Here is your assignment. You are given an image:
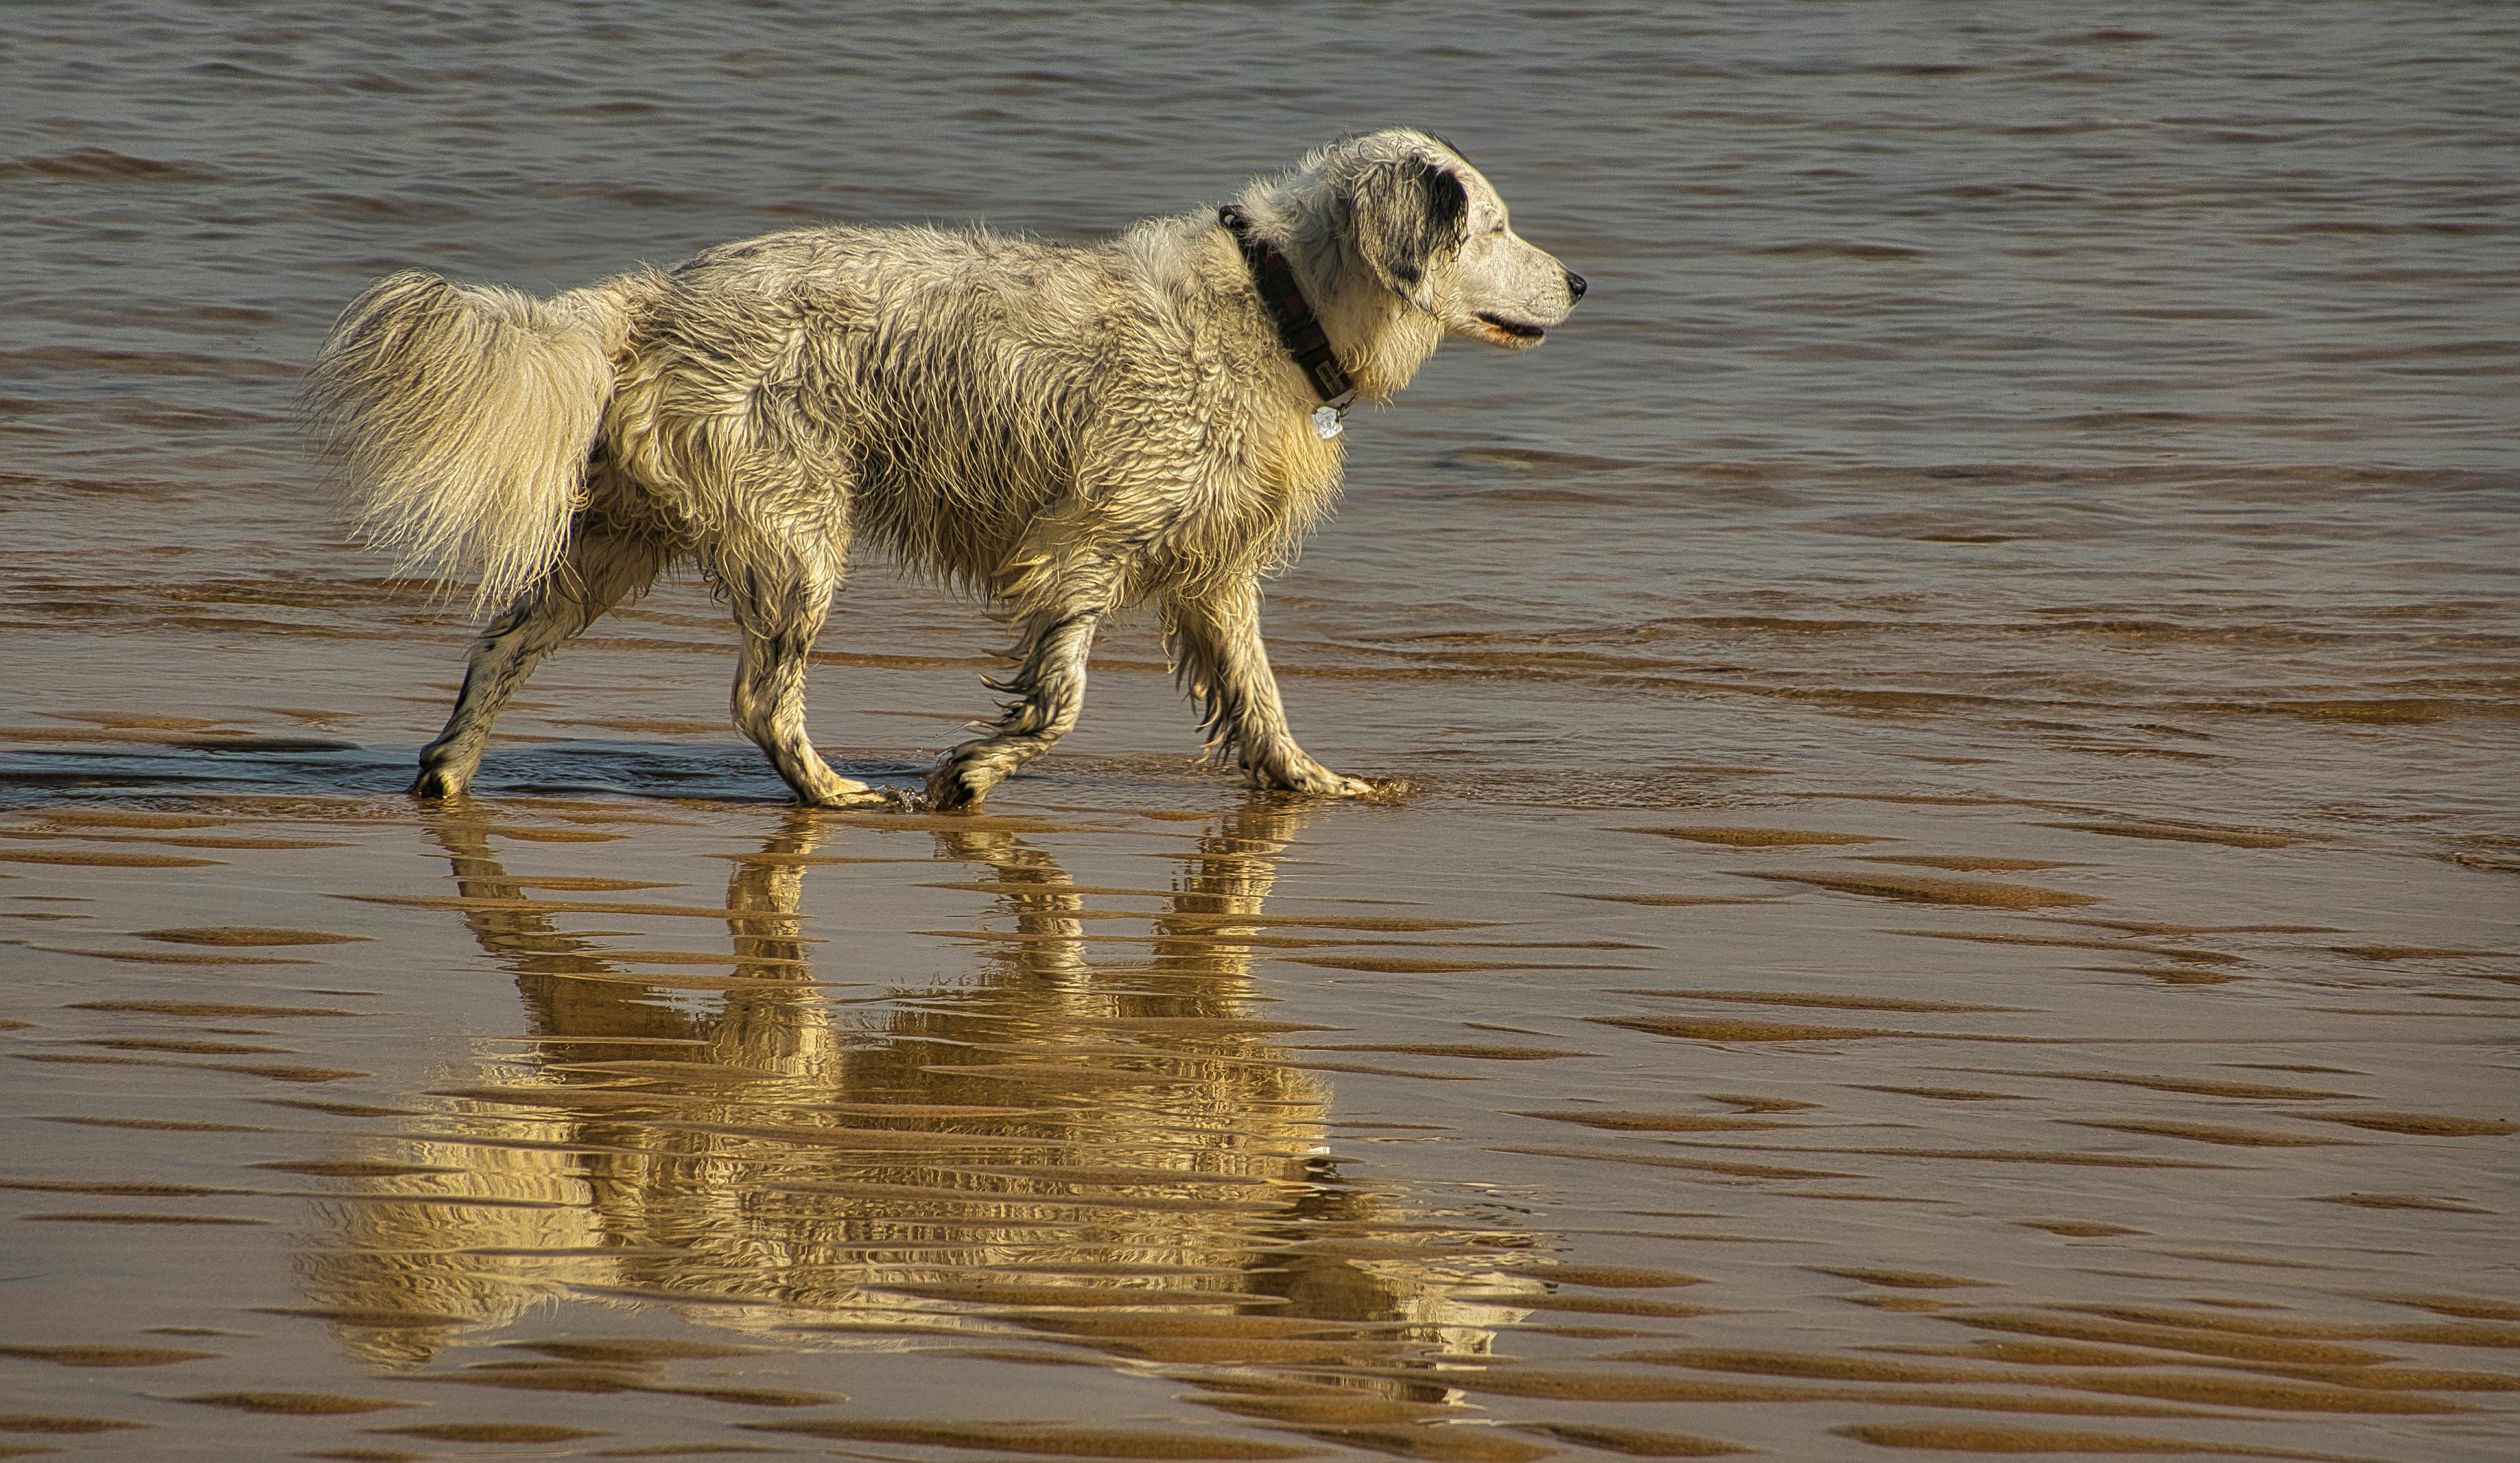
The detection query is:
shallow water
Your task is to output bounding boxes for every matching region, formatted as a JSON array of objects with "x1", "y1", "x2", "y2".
[{"x1": 3, "y1": 3, "x2": 2516, "y2": 1460}]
